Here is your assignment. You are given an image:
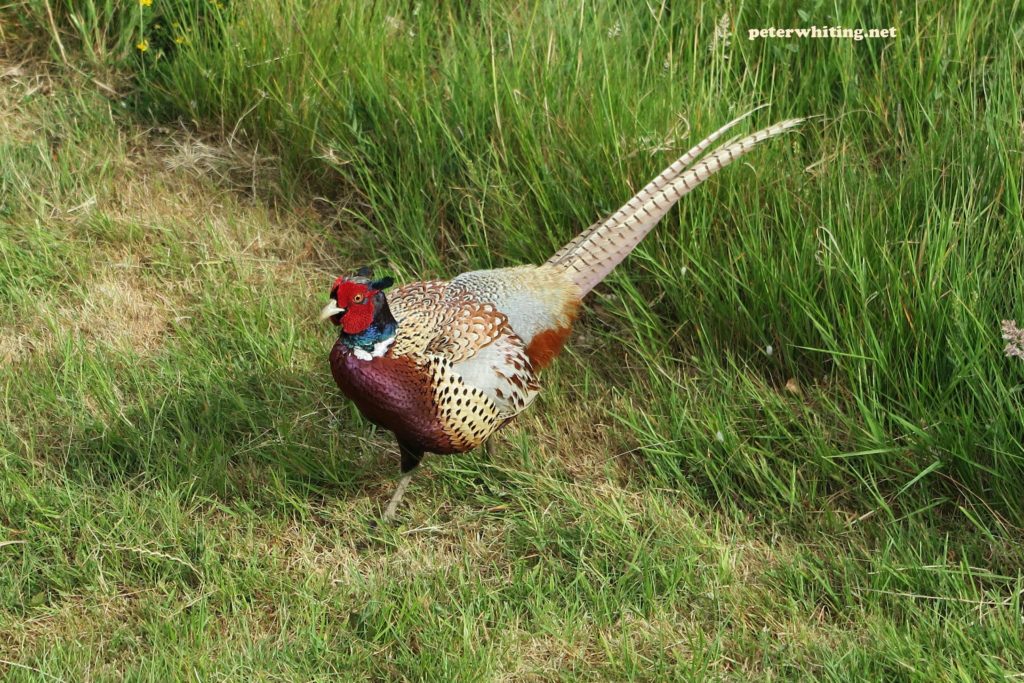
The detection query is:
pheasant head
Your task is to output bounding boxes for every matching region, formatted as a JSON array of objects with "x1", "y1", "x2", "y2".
[{"x1": 319, "y1": 266, "x2": 395, "y2": 335}]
